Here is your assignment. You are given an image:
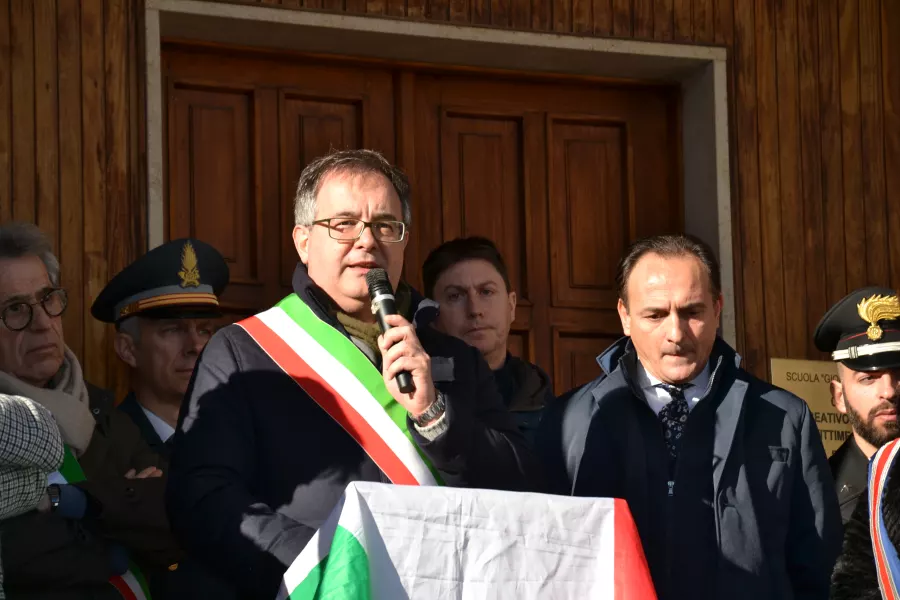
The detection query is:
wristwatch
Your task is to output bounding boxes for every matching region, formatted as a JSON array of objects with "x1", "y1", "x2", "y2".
[
  {"x1": 47, "y1": 484, "x2": 61, "y2": 512},
  {"x1": 410, "y1": 391, "x2": 446, "y2": 427}
]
